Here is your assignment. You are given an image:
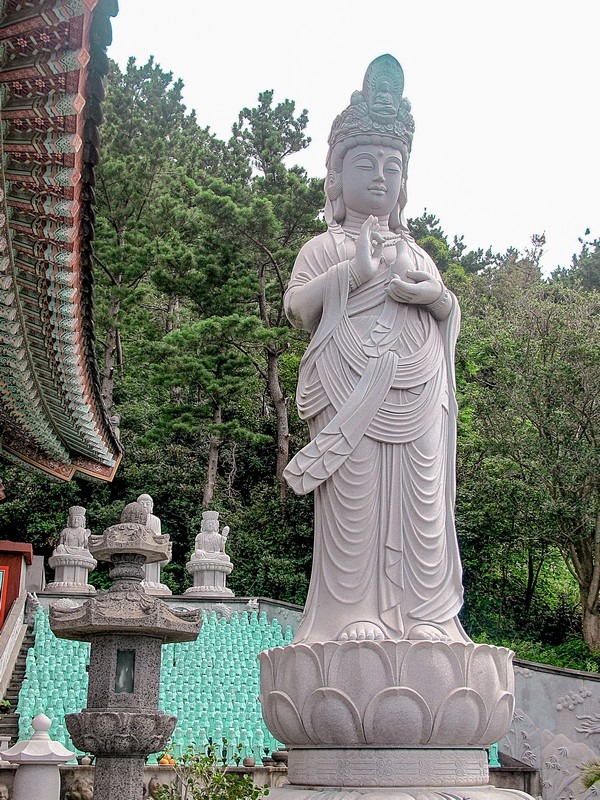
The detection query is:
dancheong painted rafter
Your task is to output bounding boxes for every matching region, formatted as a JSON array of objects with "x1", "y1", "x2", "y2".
[{"x1": 0, "y1": 0, "x2": 122, "y2": 483}]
